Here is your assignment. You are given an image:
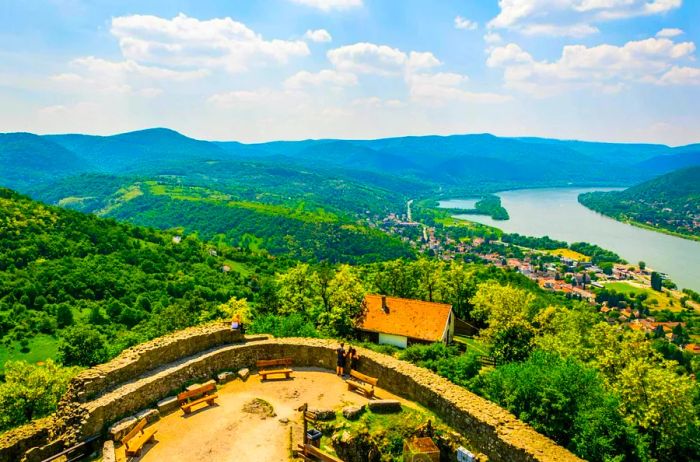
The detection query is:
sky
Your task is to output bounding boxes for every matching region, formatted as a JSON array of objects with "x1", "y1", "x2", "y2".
[{"x1": 0, "y1": 0, "x2": 699, "y2": 145}]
